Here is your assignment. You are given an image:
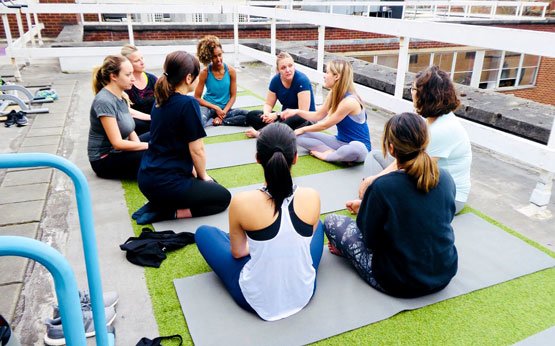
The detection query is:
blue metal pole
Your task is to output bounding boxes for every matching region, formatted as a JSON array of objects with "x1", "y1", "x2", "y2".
[
  {"x1": 0, "y1": 236, "x2": 86, "y2": 346},
  {"x1": 0, "y1": 153, "x2": 110, "y2": 346}
]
